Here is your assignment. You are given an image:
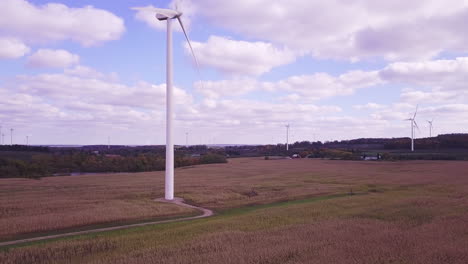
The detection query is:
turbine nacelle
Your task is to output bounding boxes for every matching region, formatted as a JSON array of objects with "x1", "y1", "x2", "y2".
[{"x1": 131, "y1": 7, "x2": 182, "y2": 20}]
